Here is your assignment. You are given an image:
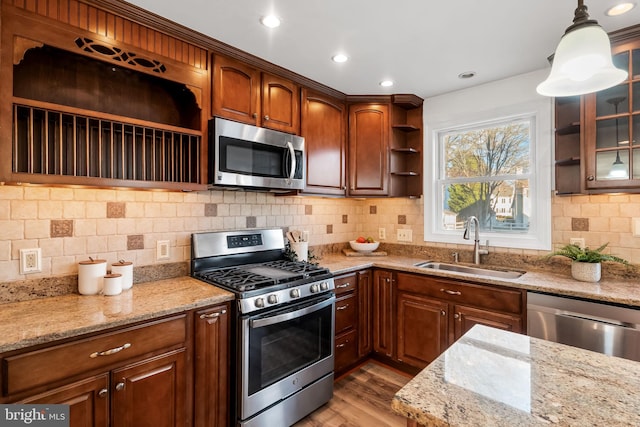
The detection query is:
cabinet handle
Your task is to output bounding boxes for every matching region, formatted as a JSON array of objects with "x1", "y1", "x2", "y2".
[
  {"x1": 252, "y1": 113, "x2": 258, "y2": 119},
  {"x1": 337, "y1": 304, "x2": 349, "y2": 311},
  {"x1": 336, "y1": 283, "x2": 351, "y2": 288},
  {"x1": 587, "y1": 175, "x2": 595, "y2": 181},
  {"x1": 440, "y1": 288, "x2": 461, "y2": 296},
  {"x1": 89, "y1": 343, "x2": 131, "y2": 358},
  {"x1": 264, "y1": 115, "x2": 270, "y2": 121},
  {"x1": 115, "y1": 382, "x2": 125, "y2": 392},
  {"x1": 200, "y1": 309, "x2": 227, "y2": 319},
  {"x1": 441, "y1": 310, "x2": 446, "y2": 316},
  {"x1": 98, "y1": 388, "x2": 108, "y2": 398},
  {"x1": 337, "y1": 341, "x2": 349, "y2": 348},
  {"x1": 454, "y1": 313, "x2": 461, "y2": 320}
]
